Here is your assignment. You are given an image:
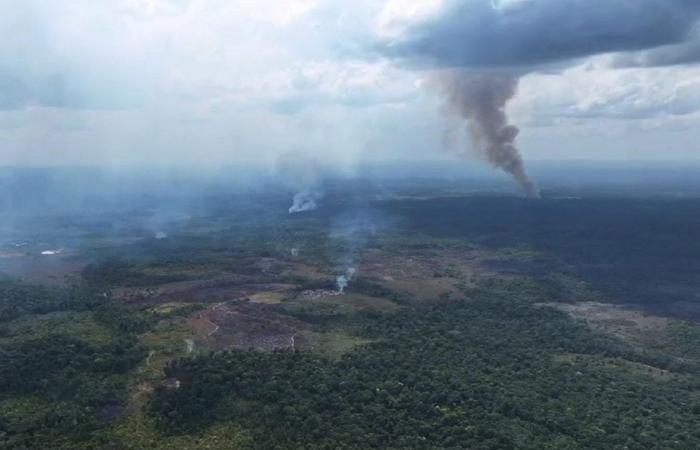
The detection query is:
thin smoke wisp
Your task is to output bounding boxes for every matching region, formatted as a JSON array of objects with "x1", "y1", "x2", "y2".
[
  {"x1": 289, "y1": 190, "x2": 322, "y2": 214},
  {"x1": 336, "y1": 267, "x2": 356, "y2": 294},
  {"x1": 276, "y1": 151, "x2": 324, "y2": 214}
]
